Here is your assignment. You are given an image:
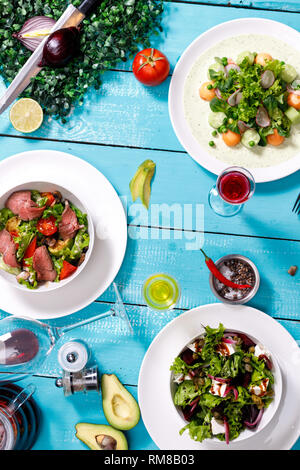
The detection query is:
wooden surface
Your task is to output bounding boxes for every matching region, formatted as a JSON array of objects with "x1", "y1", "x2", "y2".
[{"x1": 0, "y1": 0, "x2": 299, "y2": 450}]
